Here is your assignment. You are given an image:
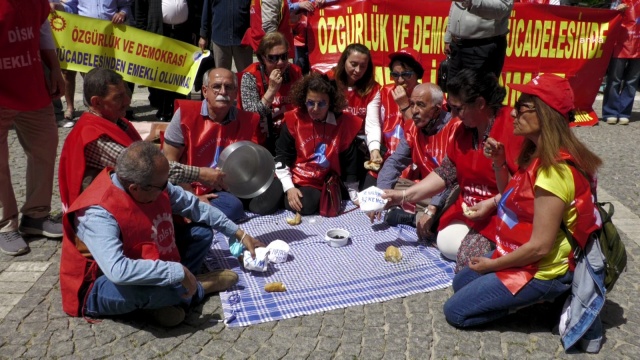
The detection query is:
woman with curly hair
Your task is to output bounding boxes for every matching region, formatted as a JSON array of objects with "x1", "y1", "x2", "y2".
[{"x1": 266, "y1": 73, "x2": 363, "y2": 215}]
